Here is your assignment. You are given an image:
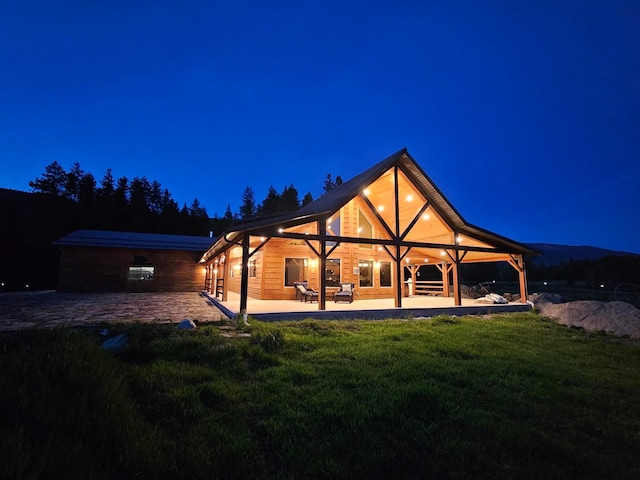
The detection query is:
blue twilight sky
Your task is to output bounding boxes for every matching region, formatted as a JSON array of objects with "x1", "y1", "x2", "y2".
[{"x1": 1, "y1": 1, "x2": 639, "y2": 253}]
